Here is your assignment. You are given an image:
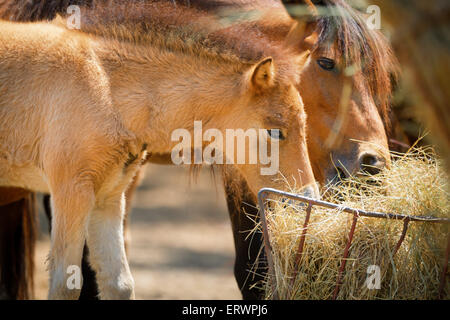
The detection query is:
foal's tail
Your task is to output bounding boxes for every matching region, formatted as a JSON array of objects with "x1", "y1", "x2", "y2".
[{"x1": 0, "y1": 194, "x2": 37, "y2": 300}]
